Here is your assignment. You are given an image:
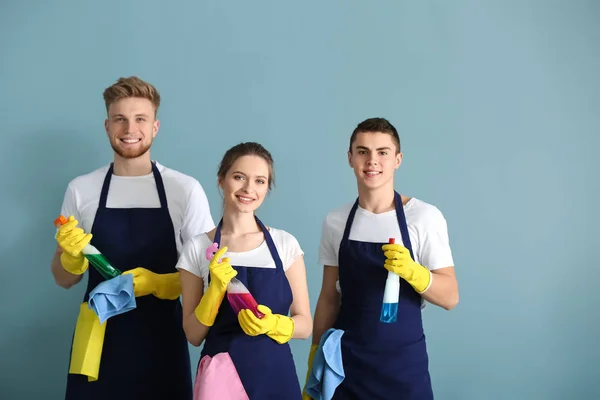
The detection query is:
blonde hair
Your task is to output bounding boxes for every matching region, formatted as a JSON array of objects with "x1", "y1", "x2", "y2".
[{"x1": 102, "y1": 76, "x2": 160, "y2": 116}]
